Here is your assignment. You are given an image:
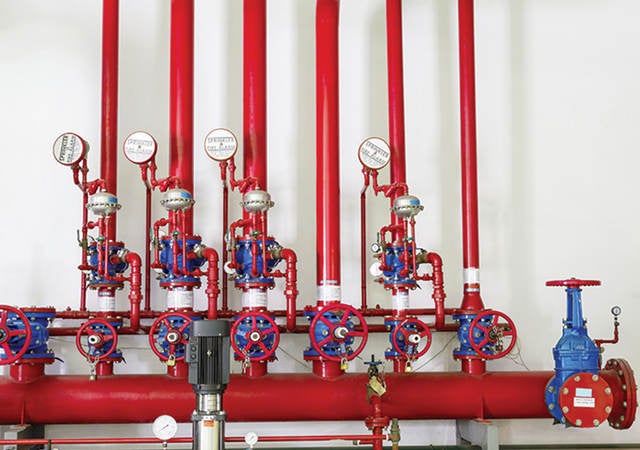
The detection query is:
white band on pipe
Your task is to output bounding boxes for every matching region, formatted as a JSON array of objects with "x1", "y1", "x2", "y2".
[
  {"x1": 167, "y1": 289, "x2": 194, "y2": 309},
  {"x1": 317, "y1": 284, "x2": 341, "y2": 303},
  {"x1": 242, "y1": 288, "x2": 268, "y2": 308},
  {"x1": 392, "y1": 291, "x2": 410, "y2": 311},
  {"x1": 97, "y1": 292, "x2": 116, "y2": 312},
  {"x1": 463, "y1": 267, "x2": 480, "y2": 284}
]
